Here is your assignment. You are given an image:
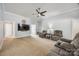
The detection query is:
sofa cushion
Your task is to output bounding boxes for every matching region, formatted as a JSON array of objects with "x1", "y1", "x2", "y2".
[
  {"x1": 55, "y1": 40, "x2": 75, "y2": 56},
  {"x1": 59, "y1": 49, "x2": 73, "y2": 56},
  {"x1": 74, "y1": 49, "x2": 79, "y2": 56},
  {"x1": 55, "y1": 40, "x2": 76, "y2": 52},
  {"x1": 51, "y1": 36, "x2": 61, "y2": 41},
  {"x1": 60, "y1": 42, "x2": 76, "y2": 52}
]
